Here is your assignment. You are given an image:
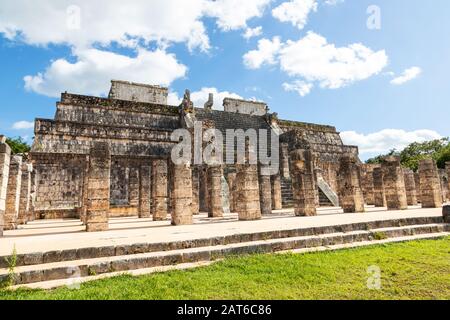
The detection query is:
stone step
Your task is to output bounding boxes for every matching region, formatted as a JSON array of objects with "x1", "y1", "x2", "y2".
[
  {"x1": 0, "y1": 216, "x2": 443, "y2": 270},
  {"x1": 11, "y1": 232, "x2": 447, "y2": 290},
  {"x1": 1, "y1": 222, "x2": 448, "y2": 286}
]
